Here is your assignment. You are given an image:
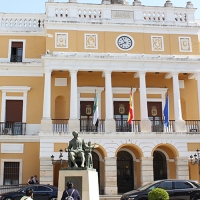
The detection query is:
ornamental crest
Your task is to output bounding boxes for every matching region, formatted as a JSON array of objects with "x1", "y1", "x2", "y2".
[
  {"x1": 179, "y1": 37, "x2": 191, "y2": 52},
  {"x1": 152, "y1": 36, "x2": 164, "y2": 51},
  {"x1": 56, "y1": 33, "x2": 68, "y2": 48},
  {"x1": 86, "y1": 105, "x2": 92, "y2": 115},
  {"x1": 85, "y1": 34, "x2": 98, "y2": 49},
  {"x1": 151, "y1": 106, "x2": 157, "y2": 116},
  {"x1": 119, "y1": 104, "x2": 125, "y2": 114}
]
